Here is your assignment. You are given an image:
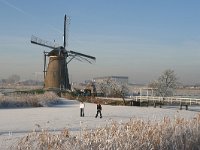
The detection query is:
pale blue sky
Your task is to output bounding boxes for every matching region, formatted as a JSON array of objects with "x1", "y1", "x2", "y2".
[{"x1": 0, "y1": 0, "x2": 200, "y2": 84}]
